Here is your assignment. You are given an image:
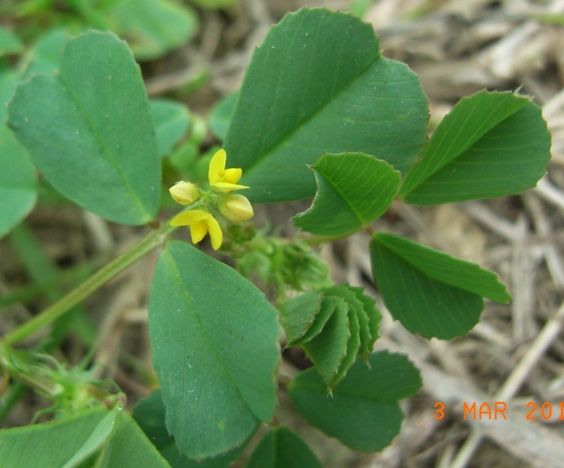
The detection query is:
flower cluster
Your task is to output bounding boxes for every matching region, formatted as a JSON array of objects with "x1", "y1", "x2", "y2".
[{"x1": 169, "y1": 149, "x2": 253, "y2": 250}]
